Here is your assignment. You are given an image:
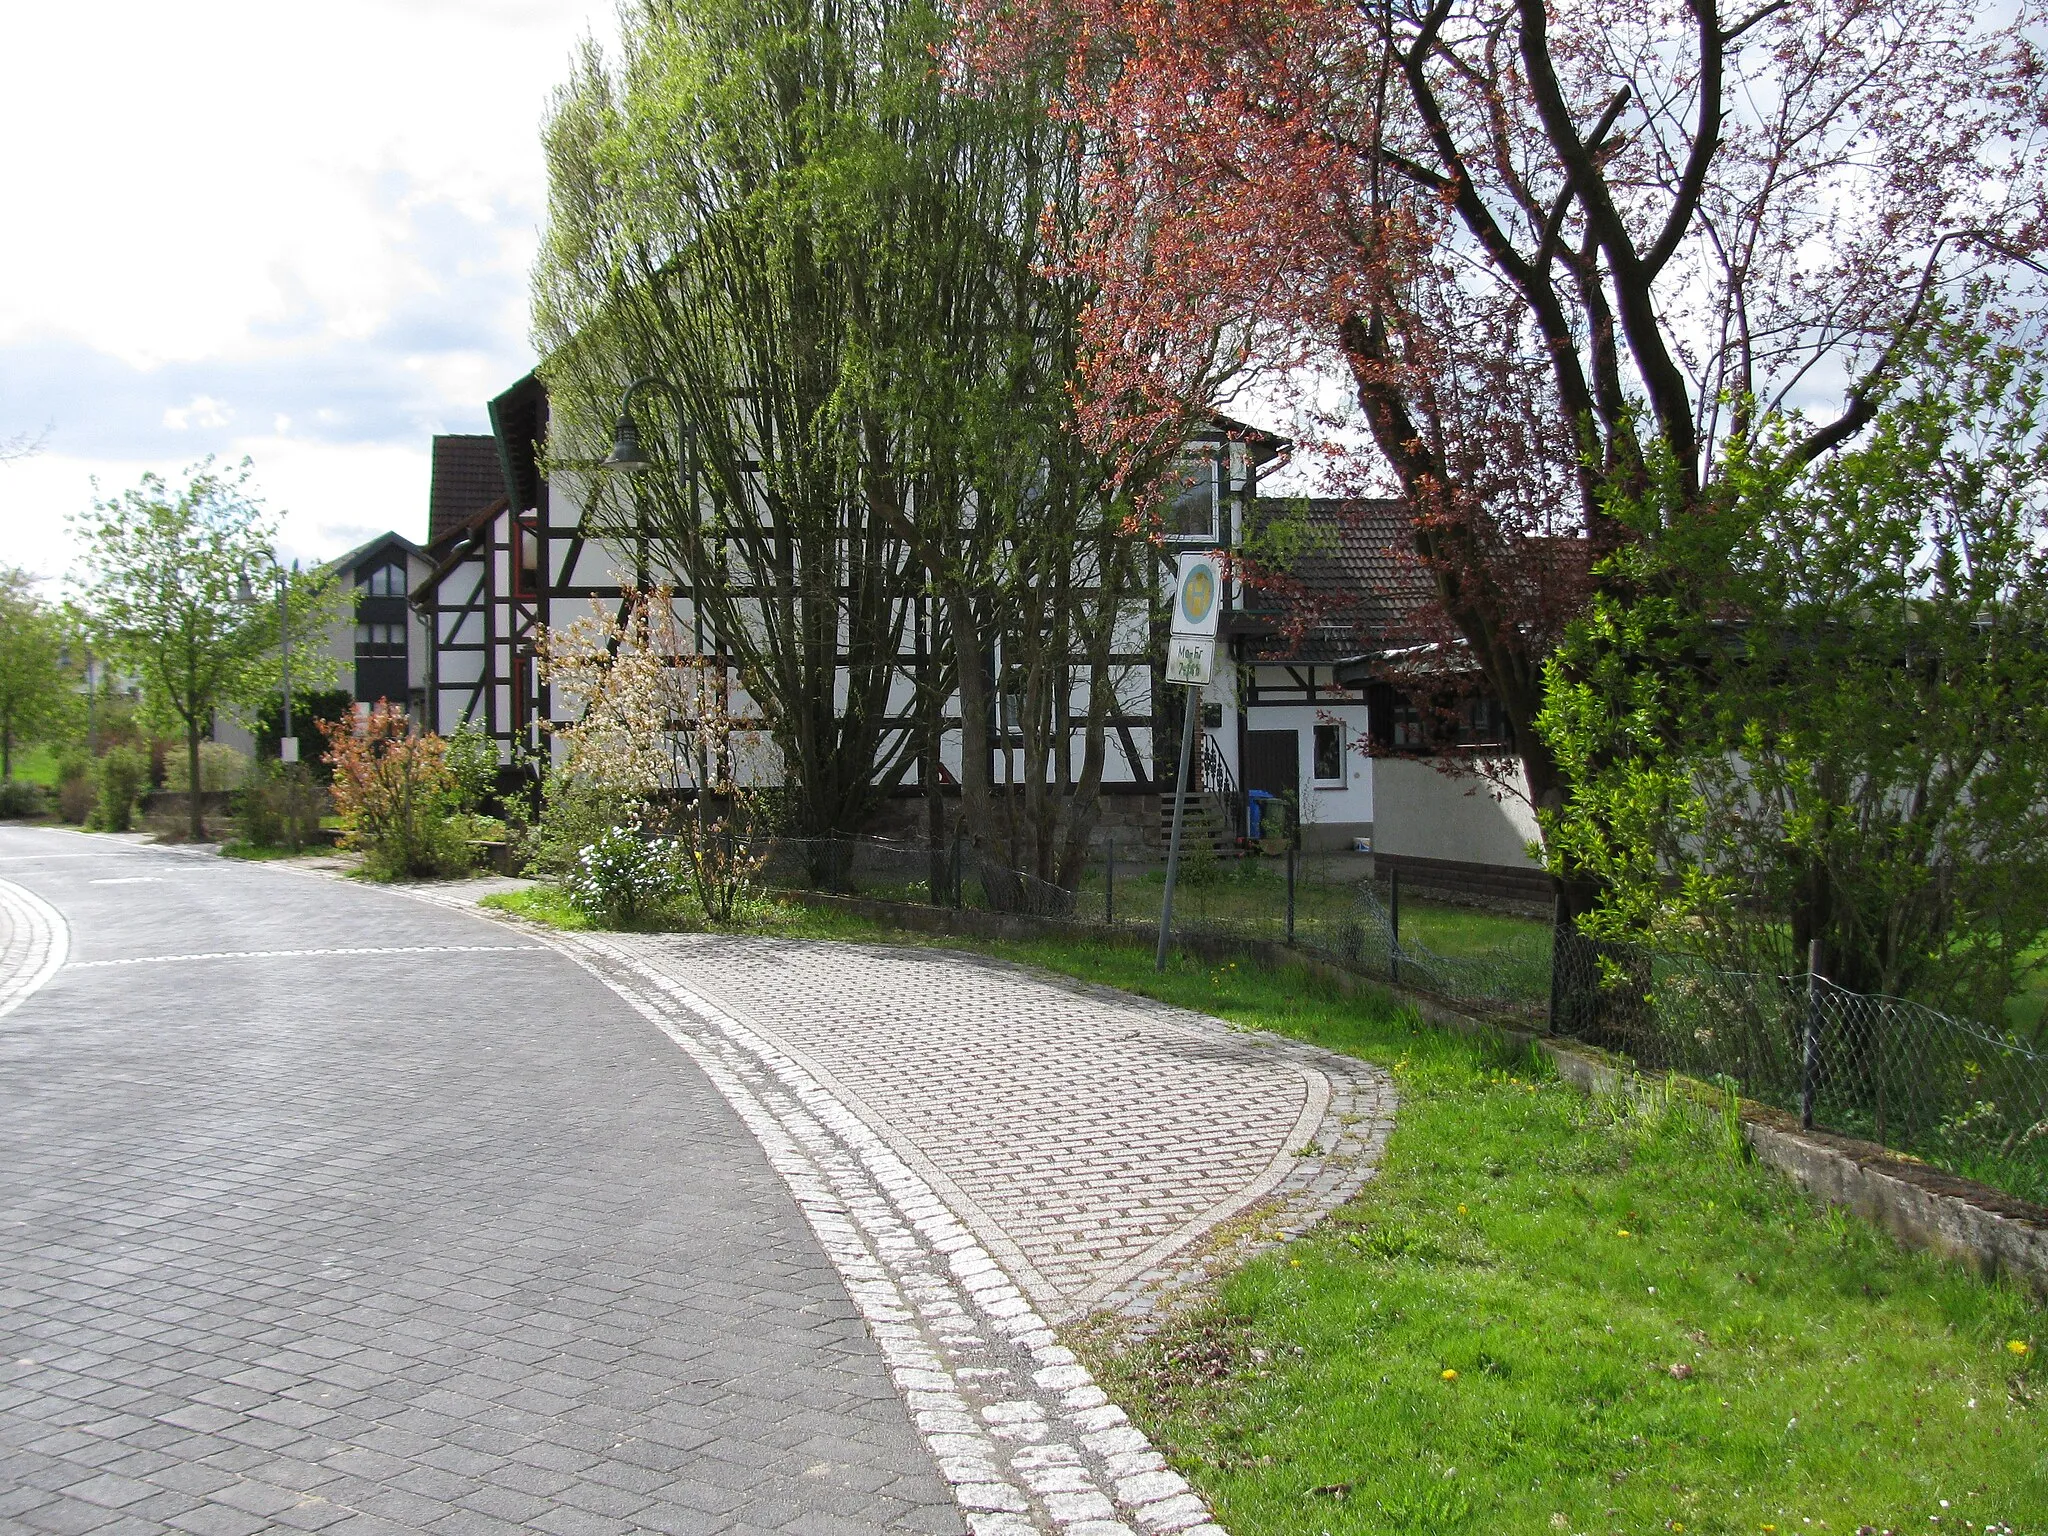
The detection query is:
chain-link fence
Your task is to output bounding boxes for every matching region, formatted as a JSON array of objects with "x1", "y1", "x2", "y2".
[
  {"x1": 748, "y1": 831, "x2": 2048, "y2": 1205},
  {"x1": 1549, "y1": 931, "x2": 2048, "y2": 1205}
]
